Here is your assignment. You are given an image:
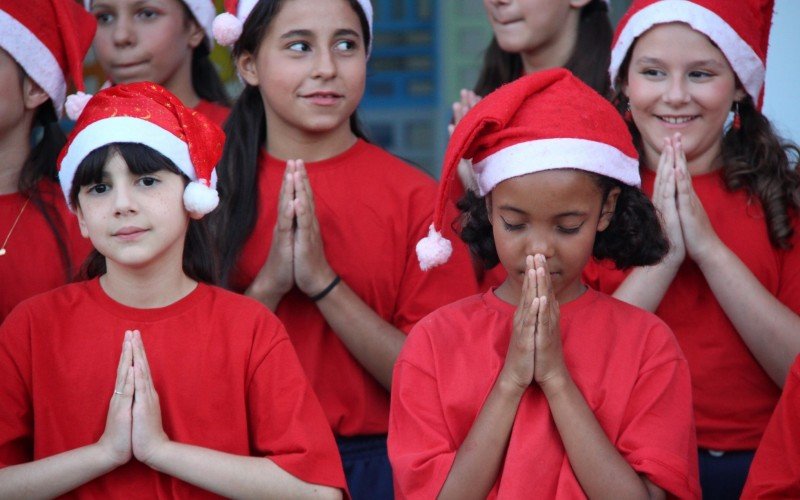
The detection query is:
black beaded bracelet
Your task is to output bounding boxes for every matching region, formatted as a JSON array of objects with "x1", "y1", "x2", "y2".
[{"x1": 309, "y1": 275, "x2": 341, "y2": 302}]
